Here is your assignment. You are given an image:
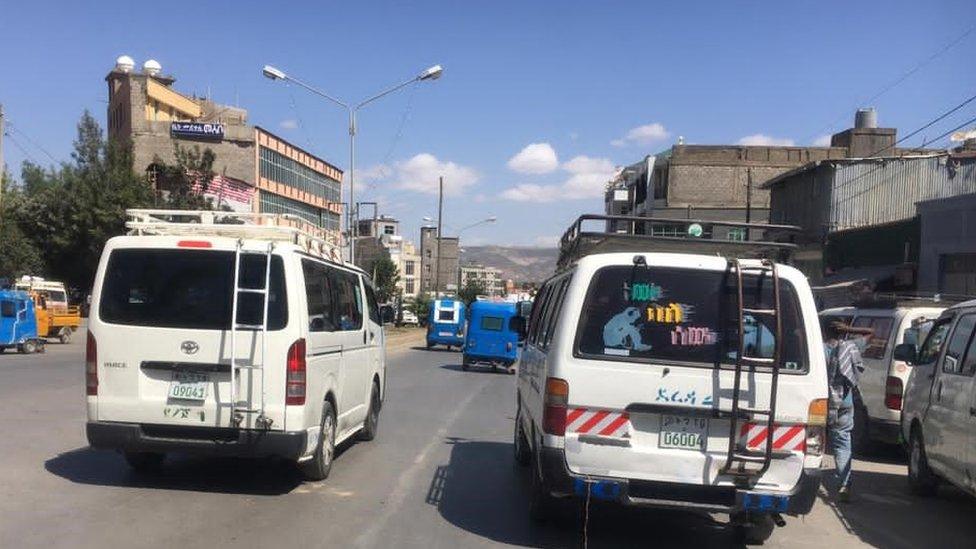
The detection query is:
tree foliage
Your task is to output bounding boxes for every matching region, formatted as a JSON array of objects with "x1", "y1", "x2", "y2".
[
  {"x1": 408, "y1": 293, "x2": 431, "y2": 324},
  {"x1": 366, "y1": 257, "x2": 401, "y2": 303},
  {"x1": 153, "y1": 144, "x2": 217, "y2": 210},
  {"x1": 458, "y1": 279, "x2": 487, "y2": 306}
]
